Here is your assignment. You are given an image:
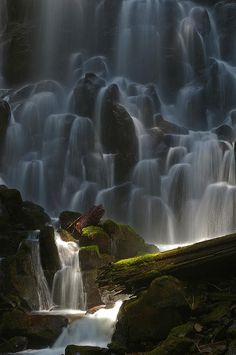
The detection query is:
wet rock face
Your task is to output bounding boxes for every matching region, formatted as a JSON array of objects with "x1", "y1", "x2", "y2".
[
  {"x1": 0, "y1": 186, "x2": 51, "y2": 257},
  {"x1": 0, "y1": 100, "x2": 10, "y2": 139},
  {"x1": 101, "y1": 103, "x2": 138, "y2": 183},
  {"x1": 0, "y1": 309, "x2": 67, "y2": 349},
  {"x1": 73, "y1": 73, "x2": 106, "y2": 118},
  {"x1": 110, "y1": 276, "x2": 190, "y2": 353},
  {"x1": 39, "y1": 227, "x2": 61, "y2": 288},
  {"x1": 1, "y1": 240, "x2": 41, "y2": 310}
]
